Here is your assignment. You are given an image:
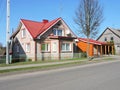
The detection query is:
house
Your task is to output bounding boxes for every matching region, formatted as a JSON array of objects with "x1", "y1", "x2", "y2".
[
  {"x1": 11, "y1": 17, "x2": 76, "y2": 61},
  {"x1": 97, "y1": 27, "x2": 120, "y2": 55},
  {"x1": 76, "y1": 38, "x2": 114, "y2": 57}
]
